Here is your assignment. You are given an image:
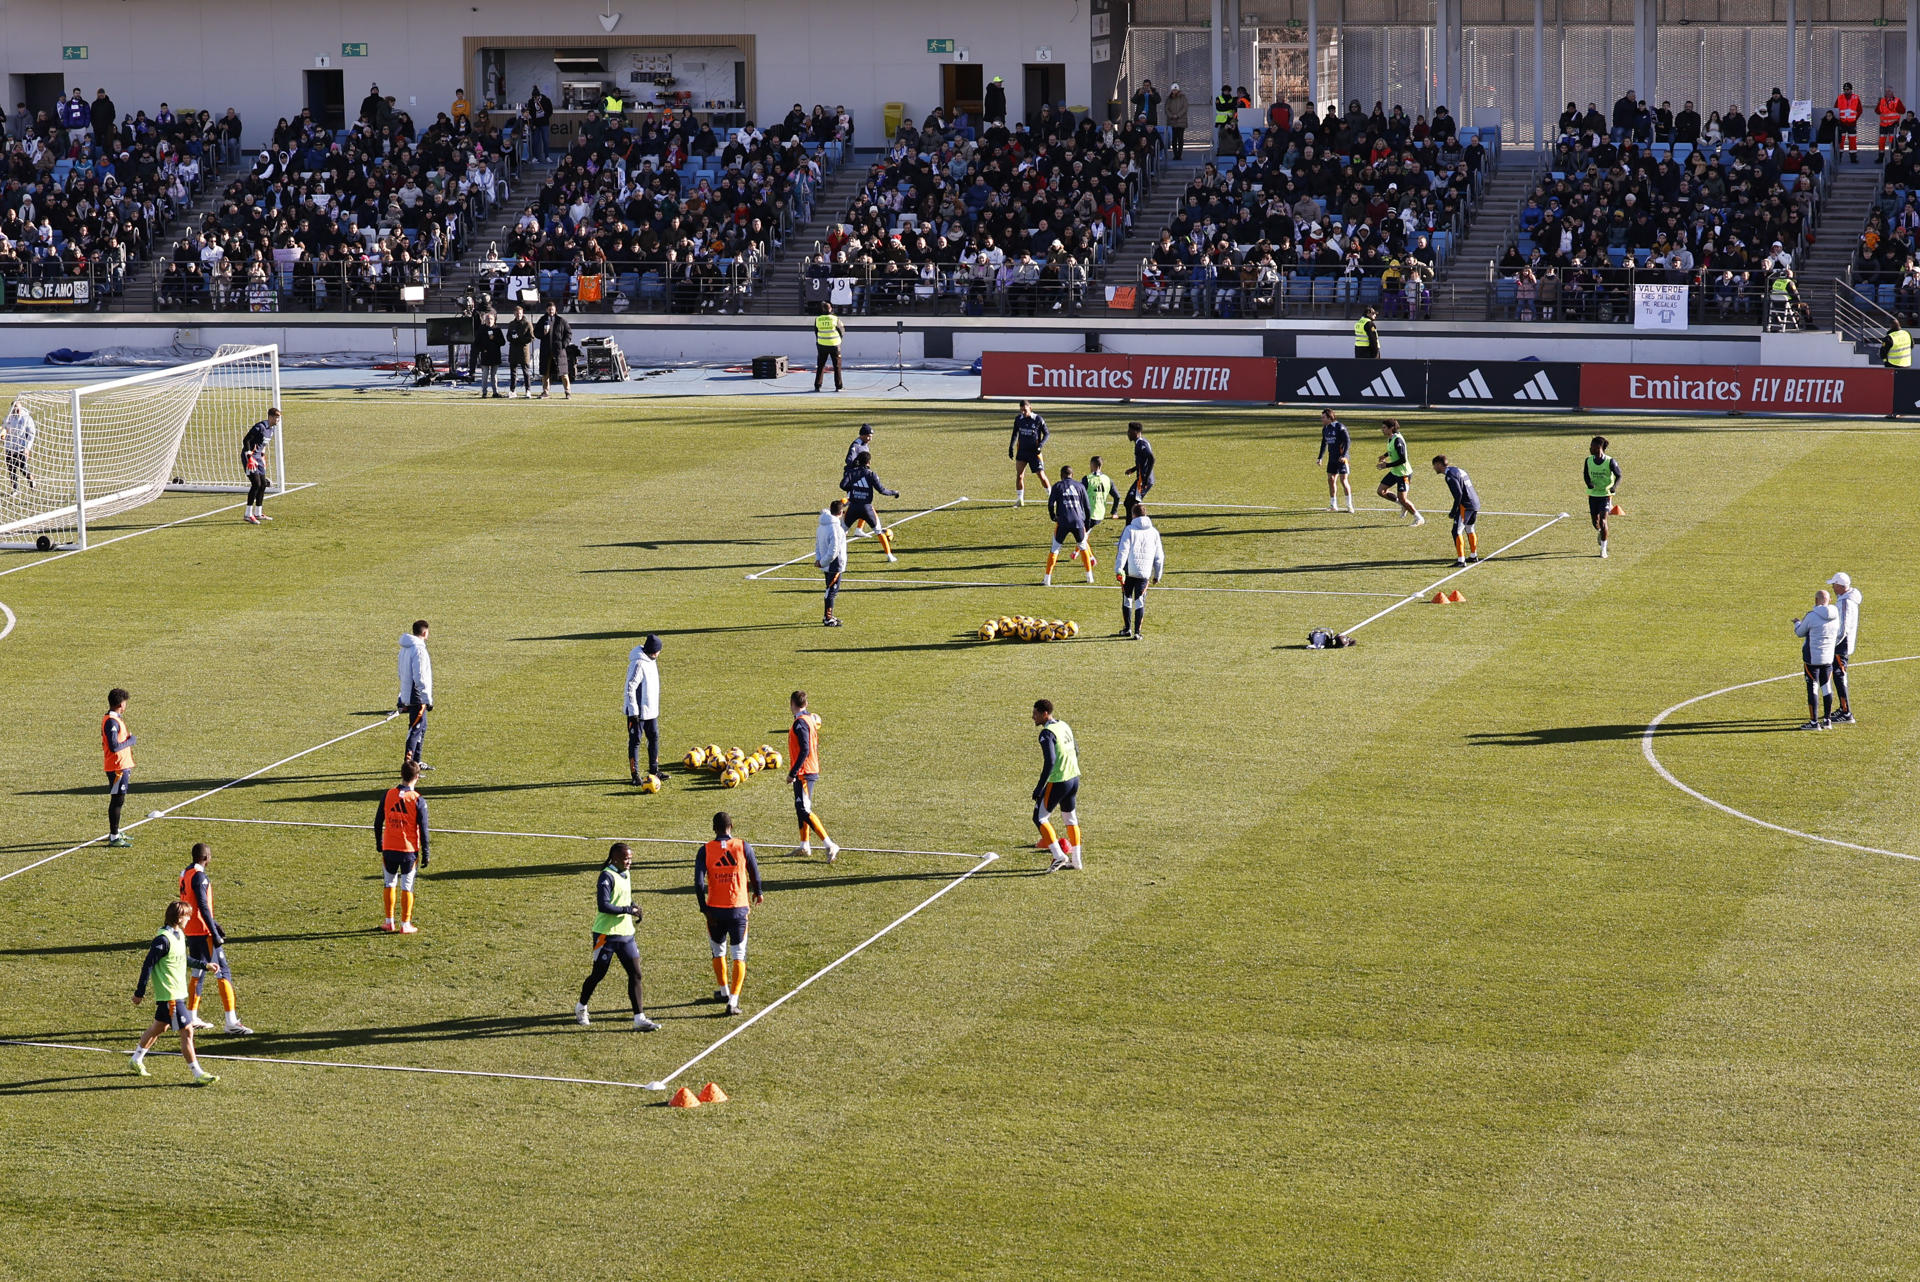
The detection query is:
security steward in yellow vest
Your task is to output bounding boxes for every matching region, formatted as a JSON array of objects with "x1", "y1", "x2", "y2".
[
  {"x1": 813, "y1": 302, "x2": 845, "y2": 392},
  {"x1": 1214, "y1": 85, "x2": 1238, "y2": 152},
  {"x1": 1354, "y1": 305, "x2": 1380, "y2": 359},
  {"x1": 602, "y1": 90, "x2": 624, "y2": 119},
  {"x1": 1882, "y1": 326, "x2": 1912, "y2": 368}
]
